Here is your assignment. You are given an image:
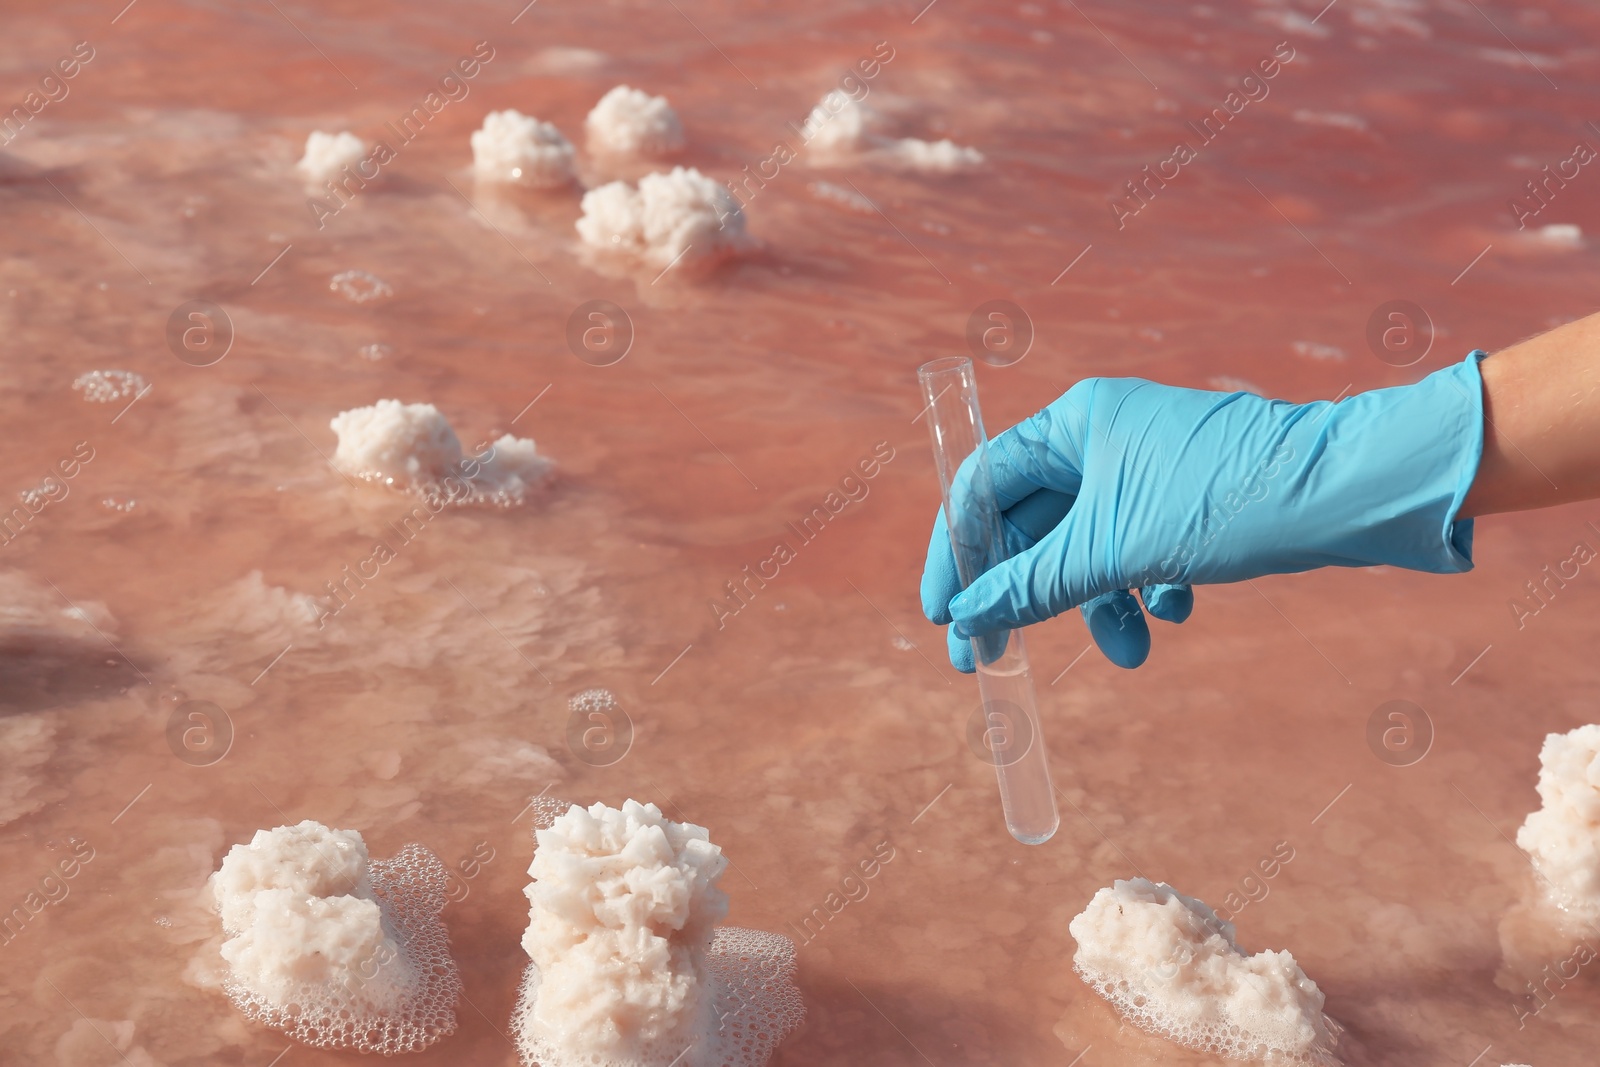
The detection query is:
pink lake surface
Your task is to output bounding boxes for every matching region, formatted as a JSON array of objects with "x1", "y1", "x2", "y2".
[{"x1": 3, "y1": 0, "x2": 1600, "y2": 1064}]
